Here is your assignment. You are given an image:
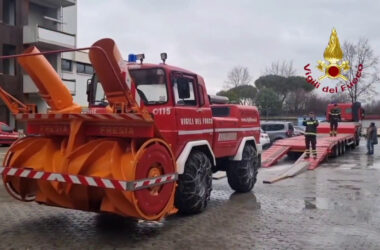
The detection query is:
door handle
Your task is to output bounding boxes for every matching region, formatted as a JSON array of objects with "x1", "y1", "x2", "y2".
[{"x1": 196, "y1": 109, "x2": 202, "y2": 113}]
